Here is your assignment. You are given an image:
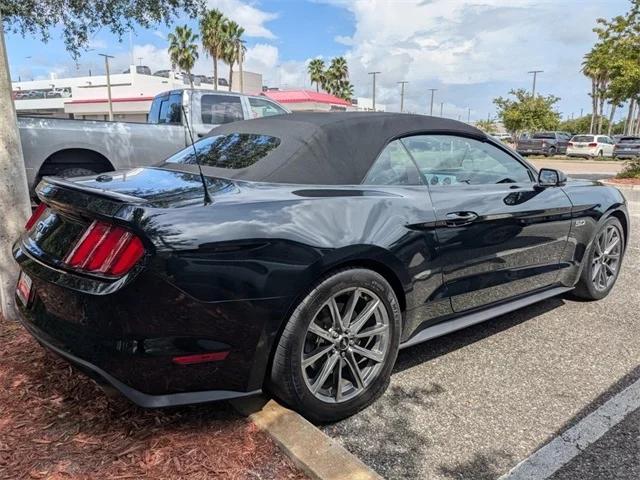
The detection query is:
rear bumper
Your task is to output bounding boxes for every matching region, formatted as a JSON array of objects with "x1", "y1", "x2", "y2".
[
  {"x1": 516, "y1": 147, "x2": 550, "y2": 155},
  {"x1": 18, "y1": 311, "x2": 261, "y2": 408},
  {"x1": 614, "y1": 152, "x2": 640, "y2": 159},
  {"x1": 13, "y1": 243, "x2": 292, "y2": 407}
]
